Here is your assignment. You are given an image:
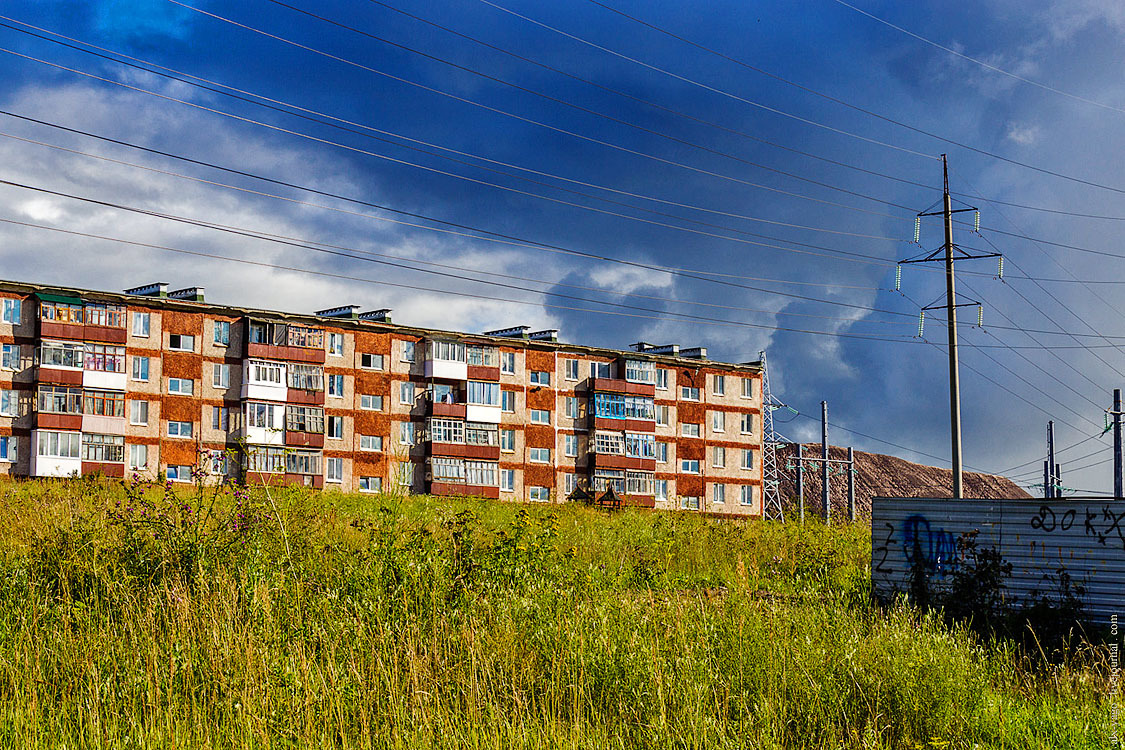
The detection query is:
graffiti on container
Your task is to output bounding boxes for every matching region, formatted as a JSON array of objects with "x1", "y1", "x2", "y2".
[
  {"x1": 899, "y1": 514, "x2": 959, "y2": 577},
  {"x1": 1030, "y1": 504, "x2": 1125, "y2": 549}
]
